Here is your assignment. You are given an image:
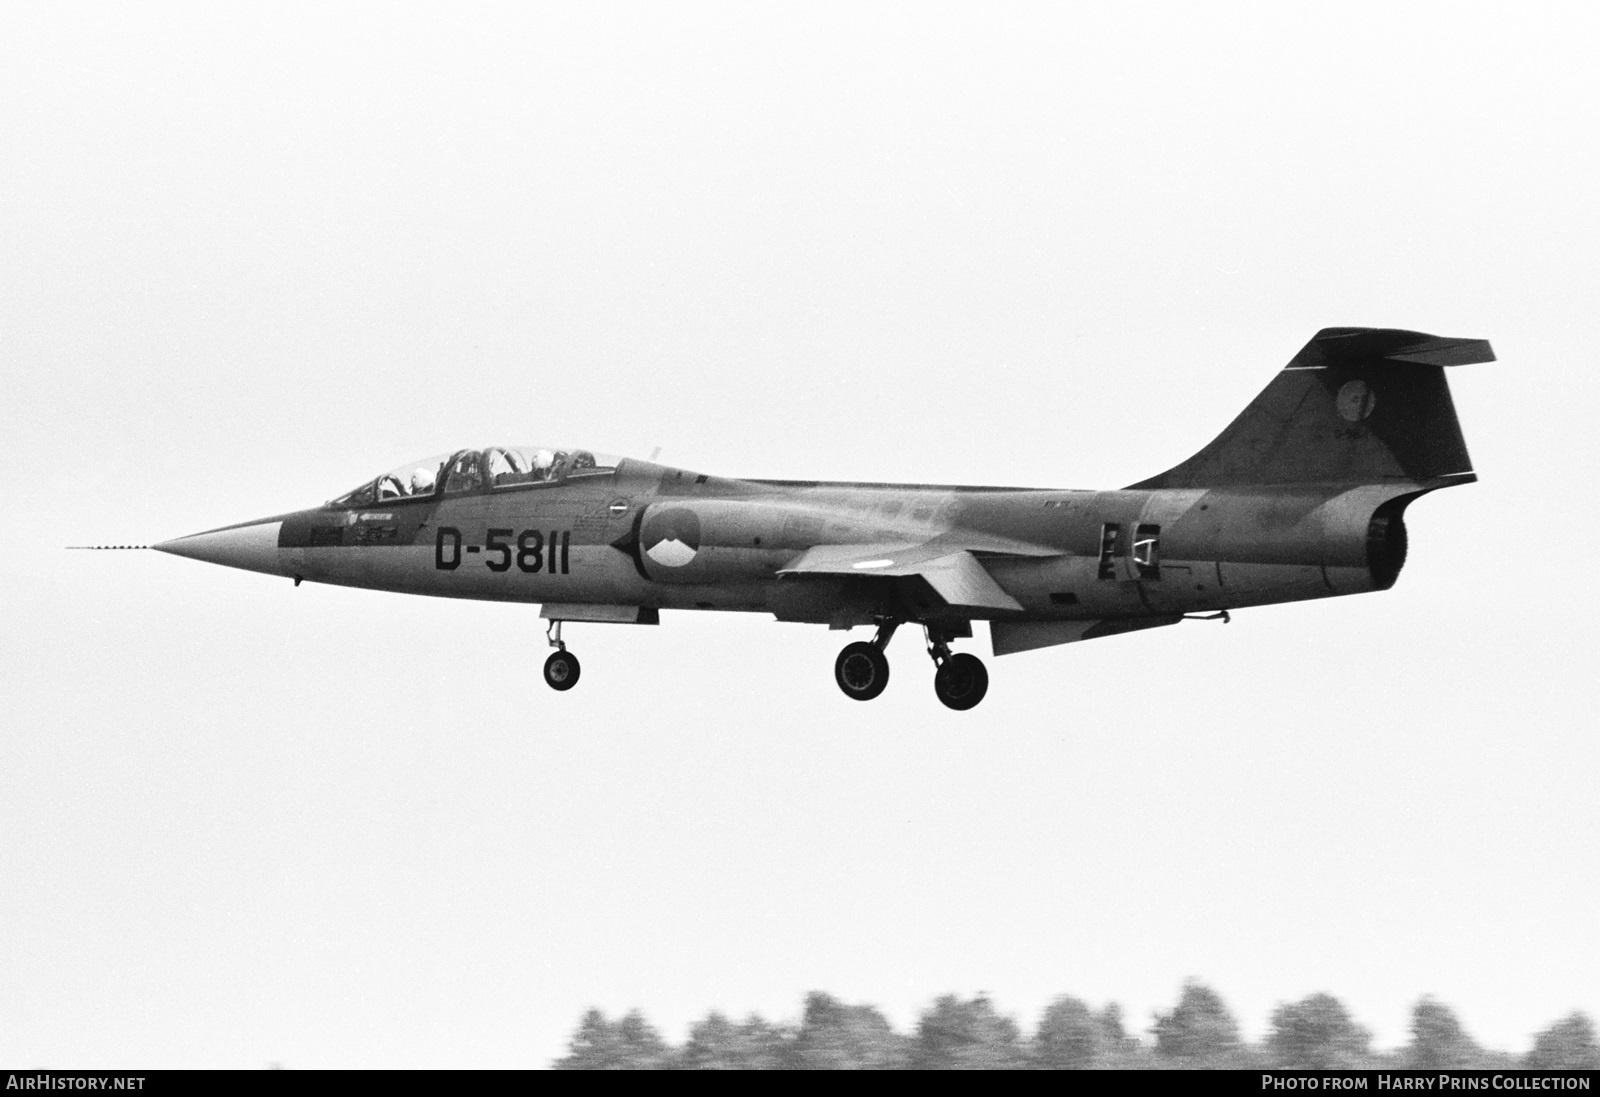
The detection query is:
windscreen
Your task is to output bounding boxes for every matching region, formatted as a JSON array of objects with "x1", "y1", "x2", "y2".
[{"x1": 328, "y1": 452, "x2": 452, "y2": 507}]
